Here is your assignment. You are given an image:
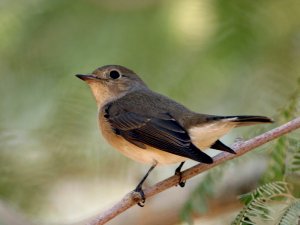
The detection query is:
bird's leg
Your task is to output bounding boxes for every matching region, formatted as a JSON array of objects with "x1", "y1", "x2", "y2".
[
  {"x1": 134, "y1": 163, "x2": 157, "y2": 207},
  {"x1": 175, "y1": 161, "x2": 186, "y2": 187}
]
